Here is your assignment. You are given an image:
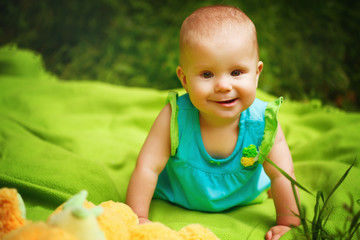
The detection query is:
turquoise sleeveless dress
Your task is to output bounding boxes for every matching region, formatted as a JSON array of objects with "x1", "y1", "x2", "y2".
[{"x1": 154, "y1": 92, "x2": 283, "y2": 212}]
